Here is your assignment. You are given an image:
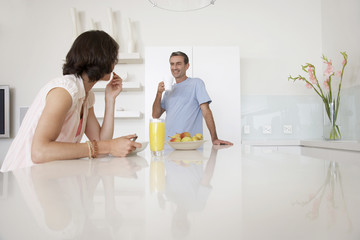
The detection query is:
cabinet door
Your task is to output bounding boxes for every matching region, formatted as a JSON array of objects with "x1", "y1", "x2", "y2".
[{"x1": 193, "y1": 46, "x2": 241, "y2": 143}]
